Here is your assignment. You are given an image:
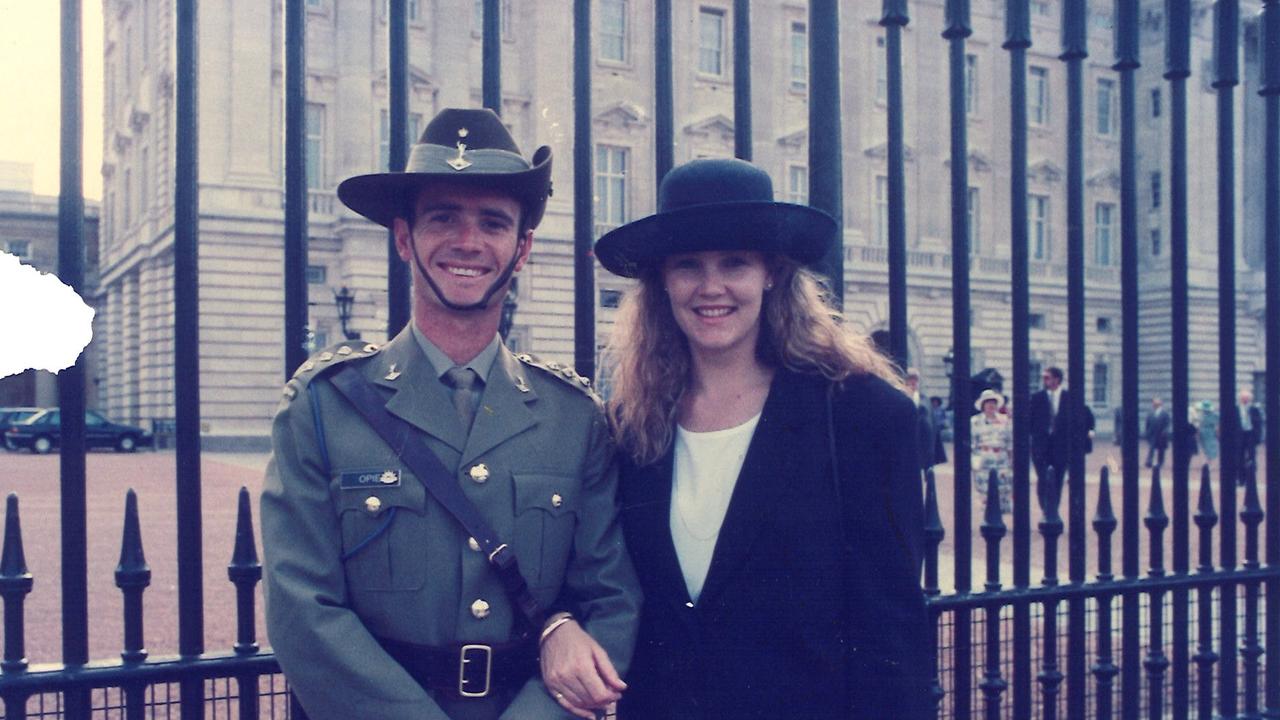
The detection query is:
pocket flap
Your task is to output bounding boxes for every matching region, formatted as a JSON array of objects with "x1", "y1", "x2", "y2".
[
  {"x1": 332, "y1": 469, "x2": 428, "y2": 516},
  {"x1": 512, "y1": 473, "x2": 577, "y2": 518}
]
